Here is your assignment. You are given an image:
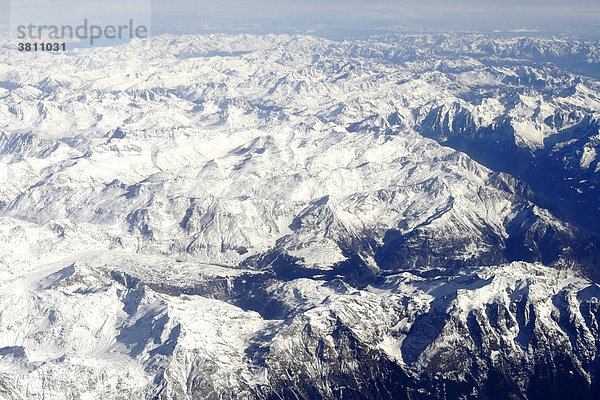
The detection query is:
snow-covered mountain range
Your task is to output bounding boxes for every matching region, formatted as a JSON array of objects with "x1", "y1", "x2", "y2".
[{"x1": 0, "y1": 33, "x2": 599, "y2": 399}]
